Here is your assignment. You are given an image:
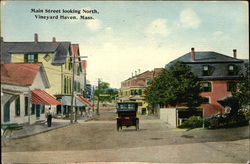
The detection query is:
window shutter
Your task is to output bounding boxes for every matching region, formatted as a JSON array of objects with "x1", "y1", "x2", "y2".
[{"x1": 34, "y1": 54, "x2": 38, "y2": 62}]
